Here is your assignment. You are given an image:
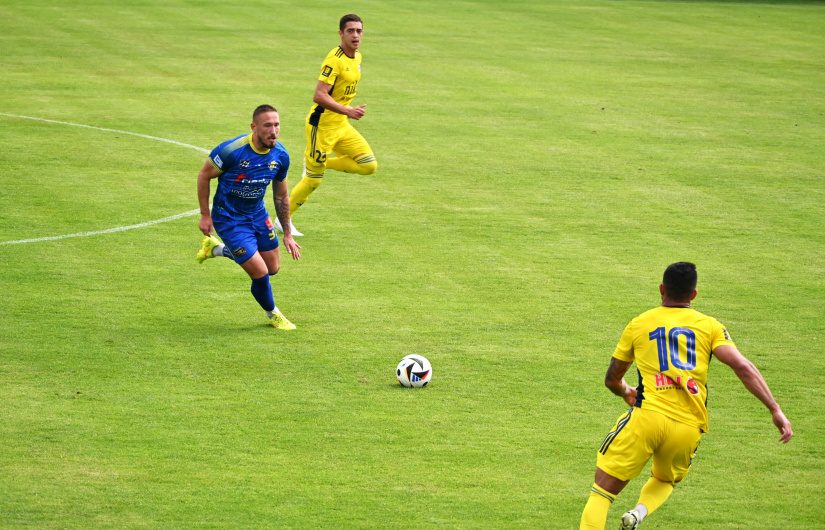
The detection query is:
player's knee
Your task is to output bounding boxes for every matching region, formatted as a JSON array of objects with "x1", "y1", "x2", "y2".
[
  {"x1": 651, "y1": 470, "x2": 676, "y2": 485},
  {"x1": 304, "y1": 157, "x2": 326, "y2": 179},
  {"x1": 269, "y1": 264, "x2": 280, "y2": 276},
  {"x1": 358, "y1": 160, "x2": 377, "y2": 175},
  {"x1": 301, "y1": 174, "x2": 324, "y2": 189}
]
